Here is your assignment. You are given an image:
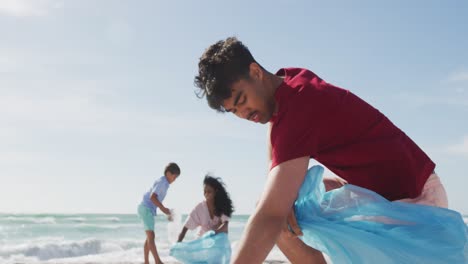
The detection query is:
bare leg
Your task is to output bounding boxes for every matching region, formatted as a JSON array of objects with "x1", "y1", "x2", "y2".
[
  {"x1": 145, "y1": 230, "x2": 164, "y2": 264},
  {"x1": 144, "y1": 239, "x2": 150, "y2": 264},
  {"x1": 277, "y1": 231, "x2": 326, "y2": 264}
]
